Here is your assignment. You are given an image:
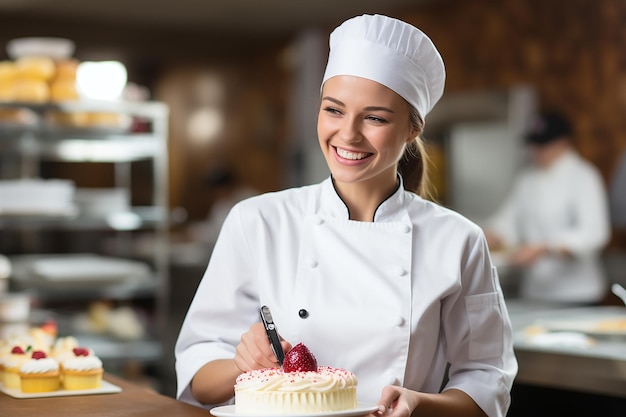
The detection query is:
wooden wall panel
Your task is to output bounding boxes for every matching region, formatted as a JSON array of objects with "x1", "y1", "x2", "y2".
[{"x1": 398, "y1": 0, "x2": 626, "y2": 246}]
